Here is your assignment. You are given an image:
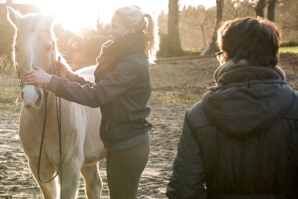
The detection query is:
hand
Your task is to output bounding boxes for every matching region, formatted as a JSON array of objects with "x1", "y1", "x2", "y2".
[
  {"x1": 23, "y1": 64, "x2": 53, "y2": 85},
  {"x1": 56, "y1": 56, "x2": 72, "y2": 78}
]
